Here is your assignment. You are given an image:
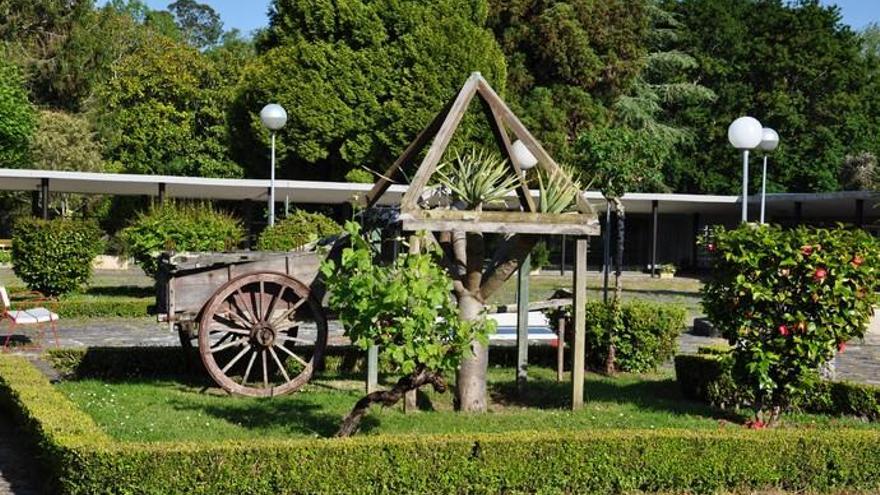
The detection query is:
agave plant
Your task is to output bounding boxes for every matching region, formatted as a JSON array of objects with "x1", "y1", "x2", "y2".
[
  {"x1": 435, "y1": 148, "x2": 519, "y2": 210},
  {"x1": 536, "y1": 165, "x2": 584, "y2": 214}
]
